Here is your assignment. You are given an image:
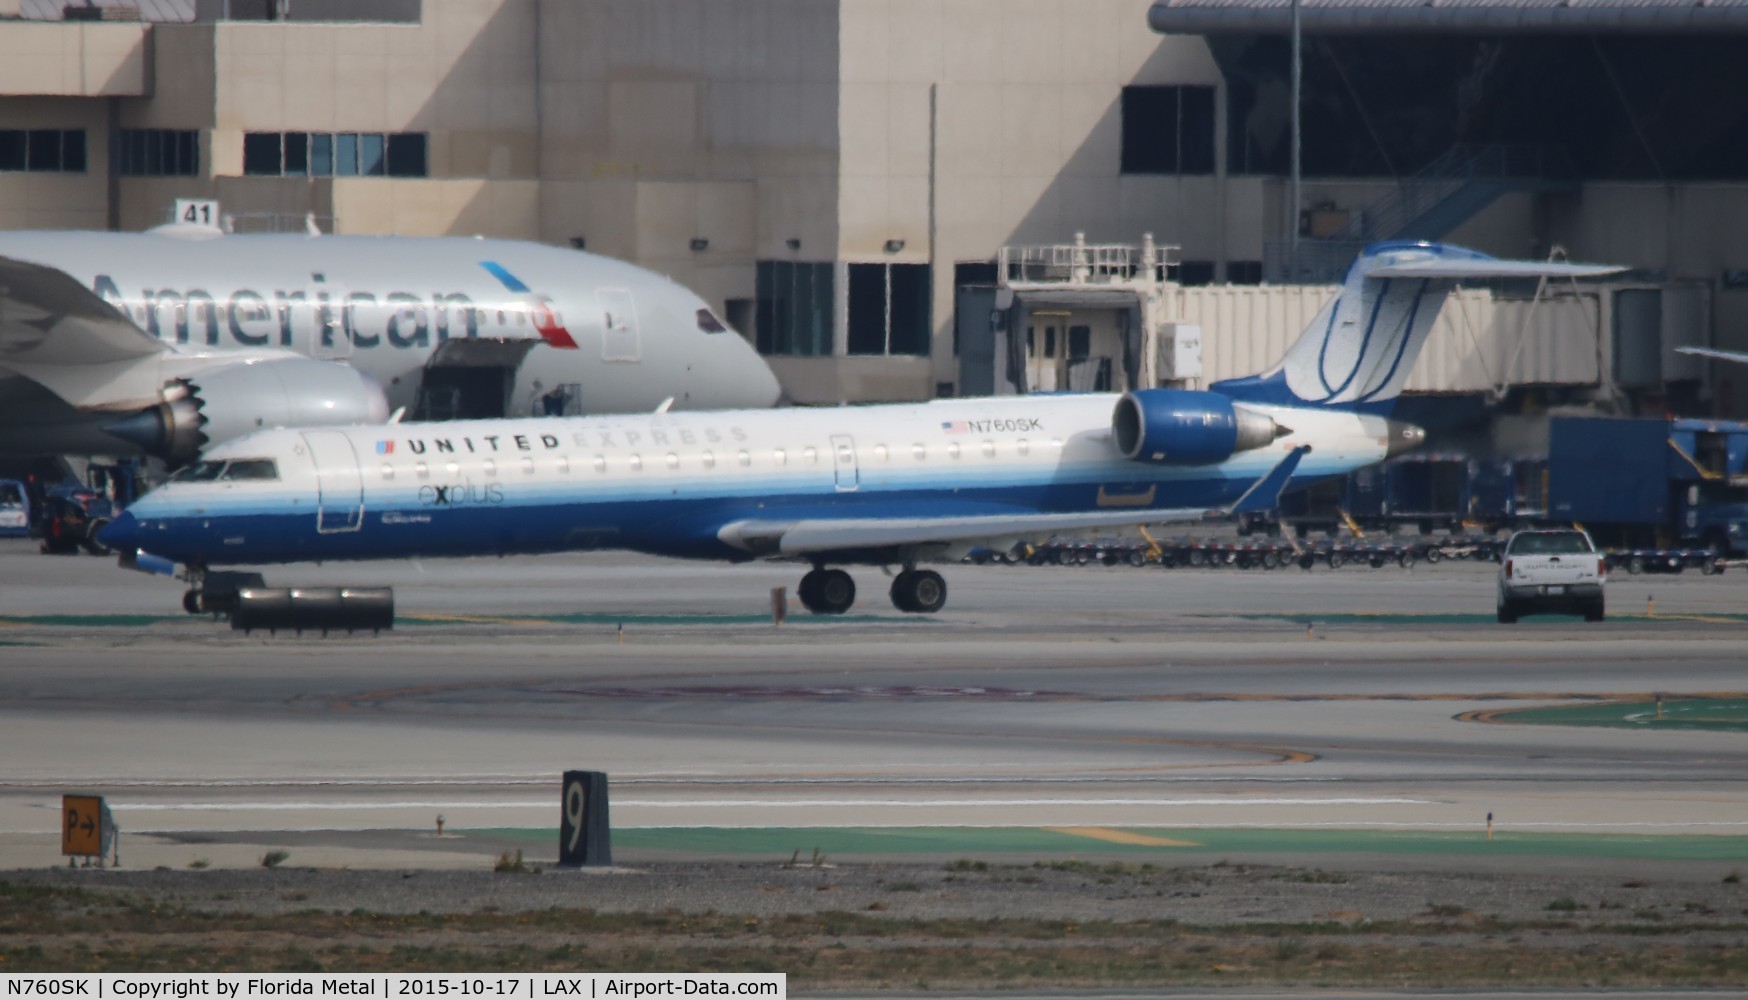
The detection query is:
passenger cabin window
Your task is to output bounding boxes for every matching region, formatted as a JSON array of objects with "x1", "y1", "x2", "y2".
[
  {"x1": 629, "y1": 455, "x2": 643, "y2": 471},
  {"x1": 594, "y1": 455, "x2": 606, "y2": 472},
  {"x1": 981, "y1": 441, "x2": 996, "y2": 458},
  {"x1": 665, "y1": 453, "x2": 679, "y2": 469},
  {"x1": 737, "y1": 450, "x2": 750, "y2": 467},
  {"x1": 1017, "y1": 439, "x2": 1030, "y2": 456},
  {"x1": 803, "y1": 446, "x2": 818, "y2": 464},
  {"x1": 521, "y1": 457, "x2": 535, "y2": 475},
  {"x1": 557, "y1": 456, "x2": 571, "y2": 474},
  {"x1": 702, "y1": 451, "x2": 716, "y2": 469},
  {"x1": 773, "y1": 448, "x2": 787, "y2": 466},
  {"x1": 380, "y1": 464, "x2": 394, "y2": 480},
  {"x1": 219, "y1": 459, "x2": 279, "y2": 481},
  {"x1": 948, "y1": 443, "x2": 961, "y2": 460},
  {"x1": 445, "y1": 461, "x2": 460, "y2": 477},
  {"x1": 912, "y1": 444, "x2": 926, "y2": 460},
  {"x1": 874, "y1": 445, "x2": 888, "y2": 462},
  {"x1": 483, "y1": 459, "x2": 497, "y2": 476},
  {"x1": 415, "y1": 462, "x2": 429, "y2": 479}
]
